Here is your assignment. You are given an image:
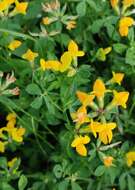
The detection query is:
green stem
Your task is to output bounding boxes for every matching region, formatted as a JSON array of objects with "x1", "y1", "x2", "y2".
[
  {"x1": 0, "y1": 28, "x2": 36, "y2": 42},
  {"x1": 31, "y1": 117, "x2": 47, "y2": 156},
  {"x1": 129, "y1": 101, "x2": 135, "y2": 118}
]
